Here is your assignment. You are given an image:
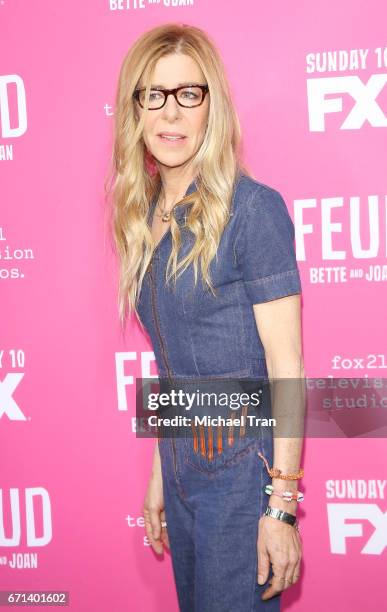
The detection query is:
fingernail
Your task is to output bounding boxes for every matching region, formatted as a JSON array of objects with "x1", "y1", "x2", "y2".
[{"x1": 258, "y1": 575, "x2": 264, "y2": 584}]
